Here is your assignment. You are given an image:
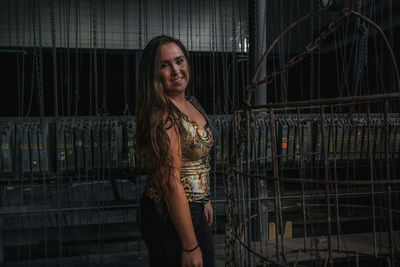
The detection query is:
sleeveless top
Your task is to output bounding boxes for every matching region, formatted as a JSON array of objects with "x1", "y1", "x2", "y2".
[{"x1": 144, "y1": 96, "x2": 215, "y2": 205}]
